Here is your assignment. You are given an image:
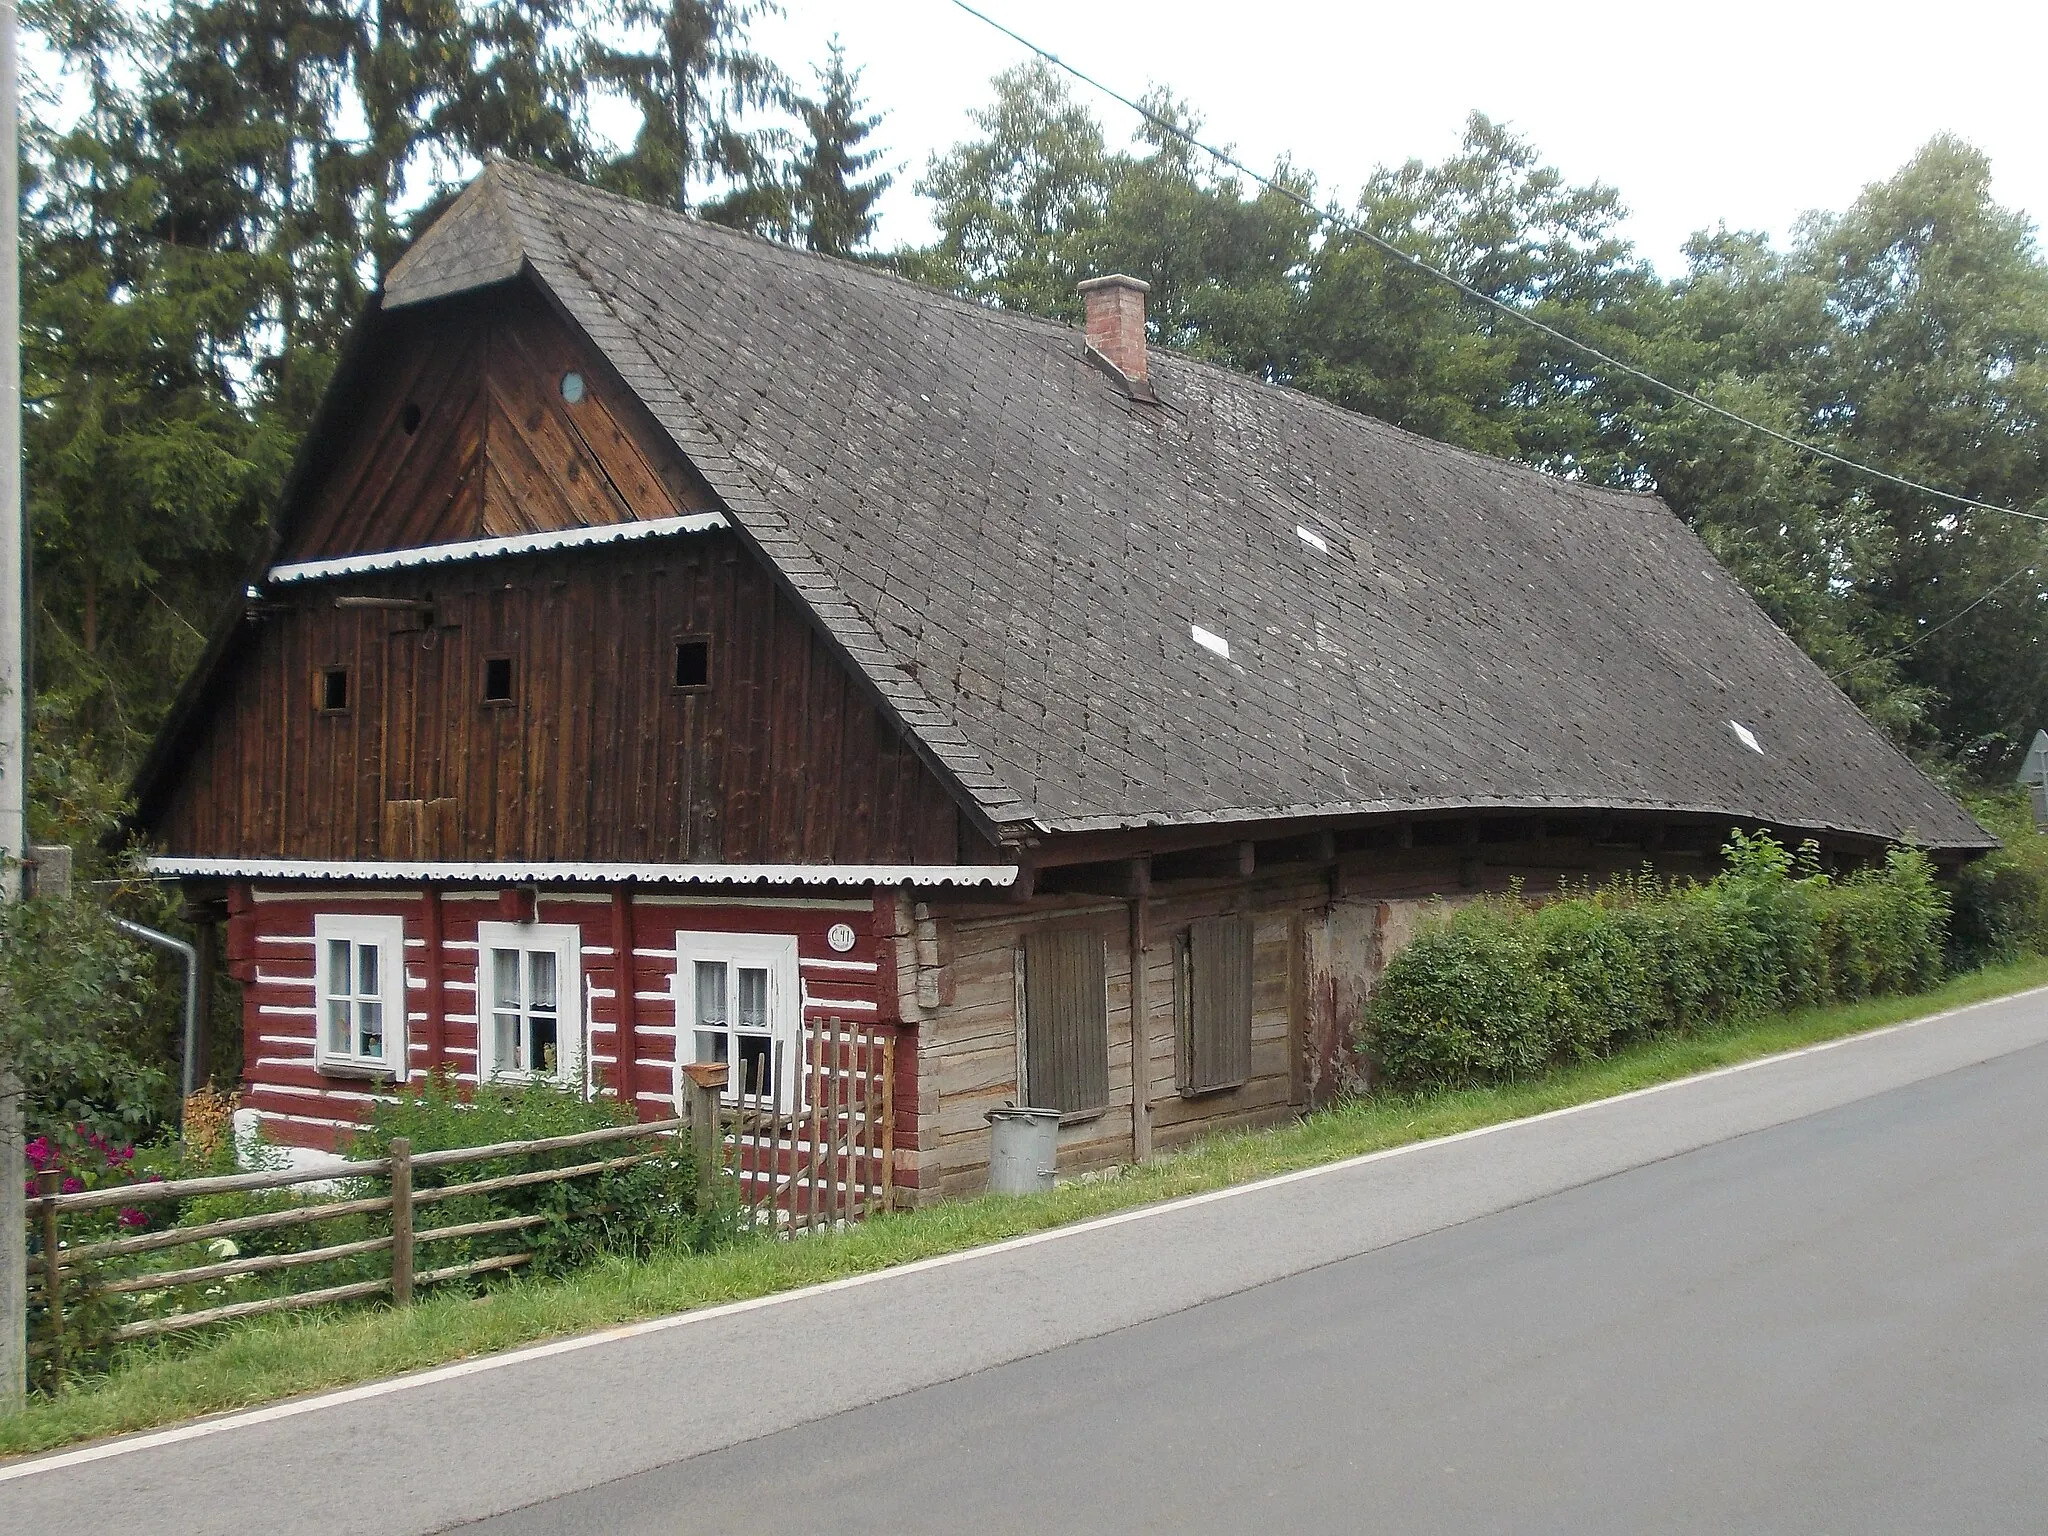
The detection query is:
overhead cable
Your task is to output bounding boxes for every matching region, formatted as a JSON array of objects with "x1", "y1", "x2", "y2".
[{"x1": 944, "y1": 0, "x2": 2048, "y2": 527}]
